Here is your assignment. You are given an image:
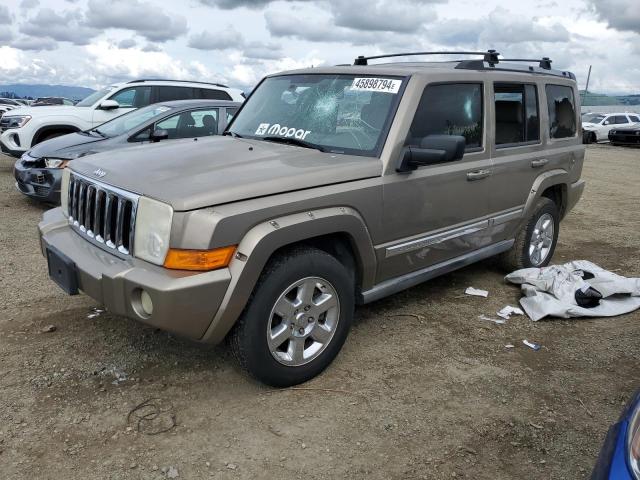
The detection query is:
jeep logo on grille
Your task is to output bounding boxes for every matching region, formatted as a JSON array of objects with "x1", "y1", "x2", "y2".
[{"x1": 93, "y1": 168, "x2": 107, "y2": 178}]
